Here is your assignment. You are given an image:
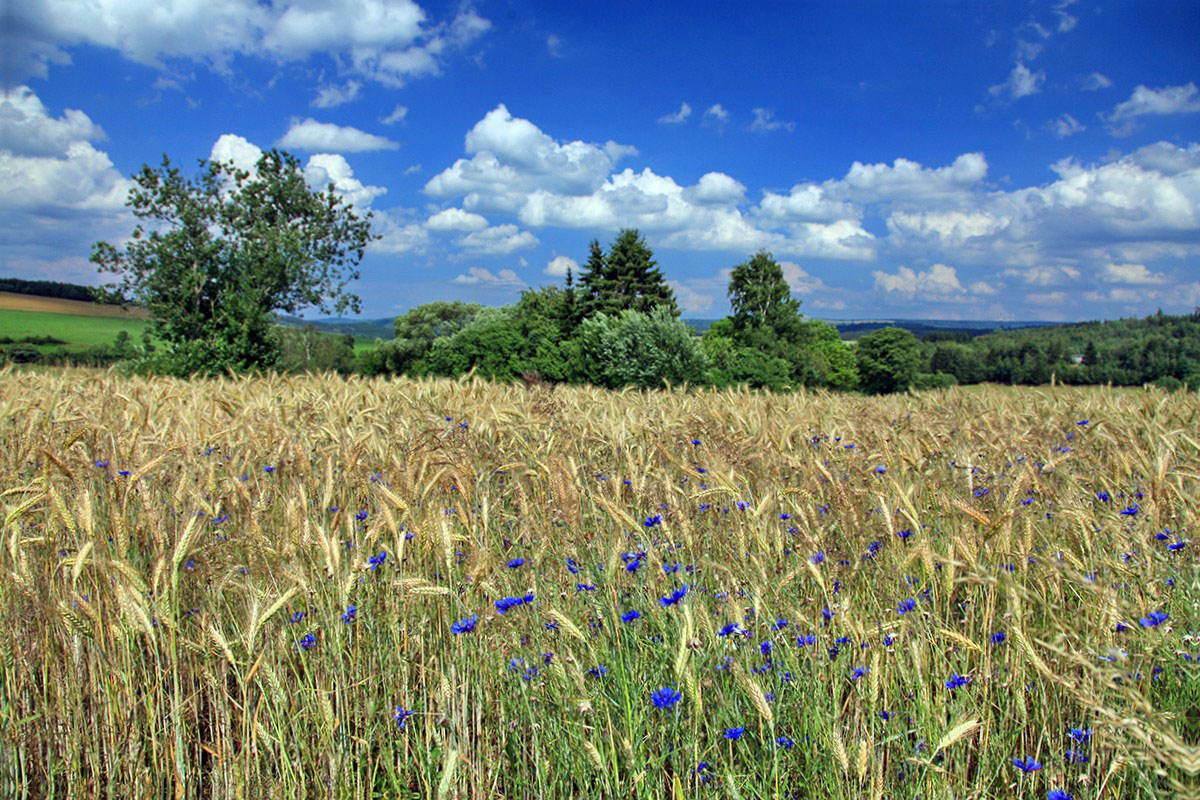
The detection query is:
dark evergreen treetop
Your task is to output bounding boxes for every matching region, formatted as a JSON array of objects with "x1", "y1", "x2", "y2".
[{"x1": 578, "y1": 229, "x2": 678, "y2": 318}]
